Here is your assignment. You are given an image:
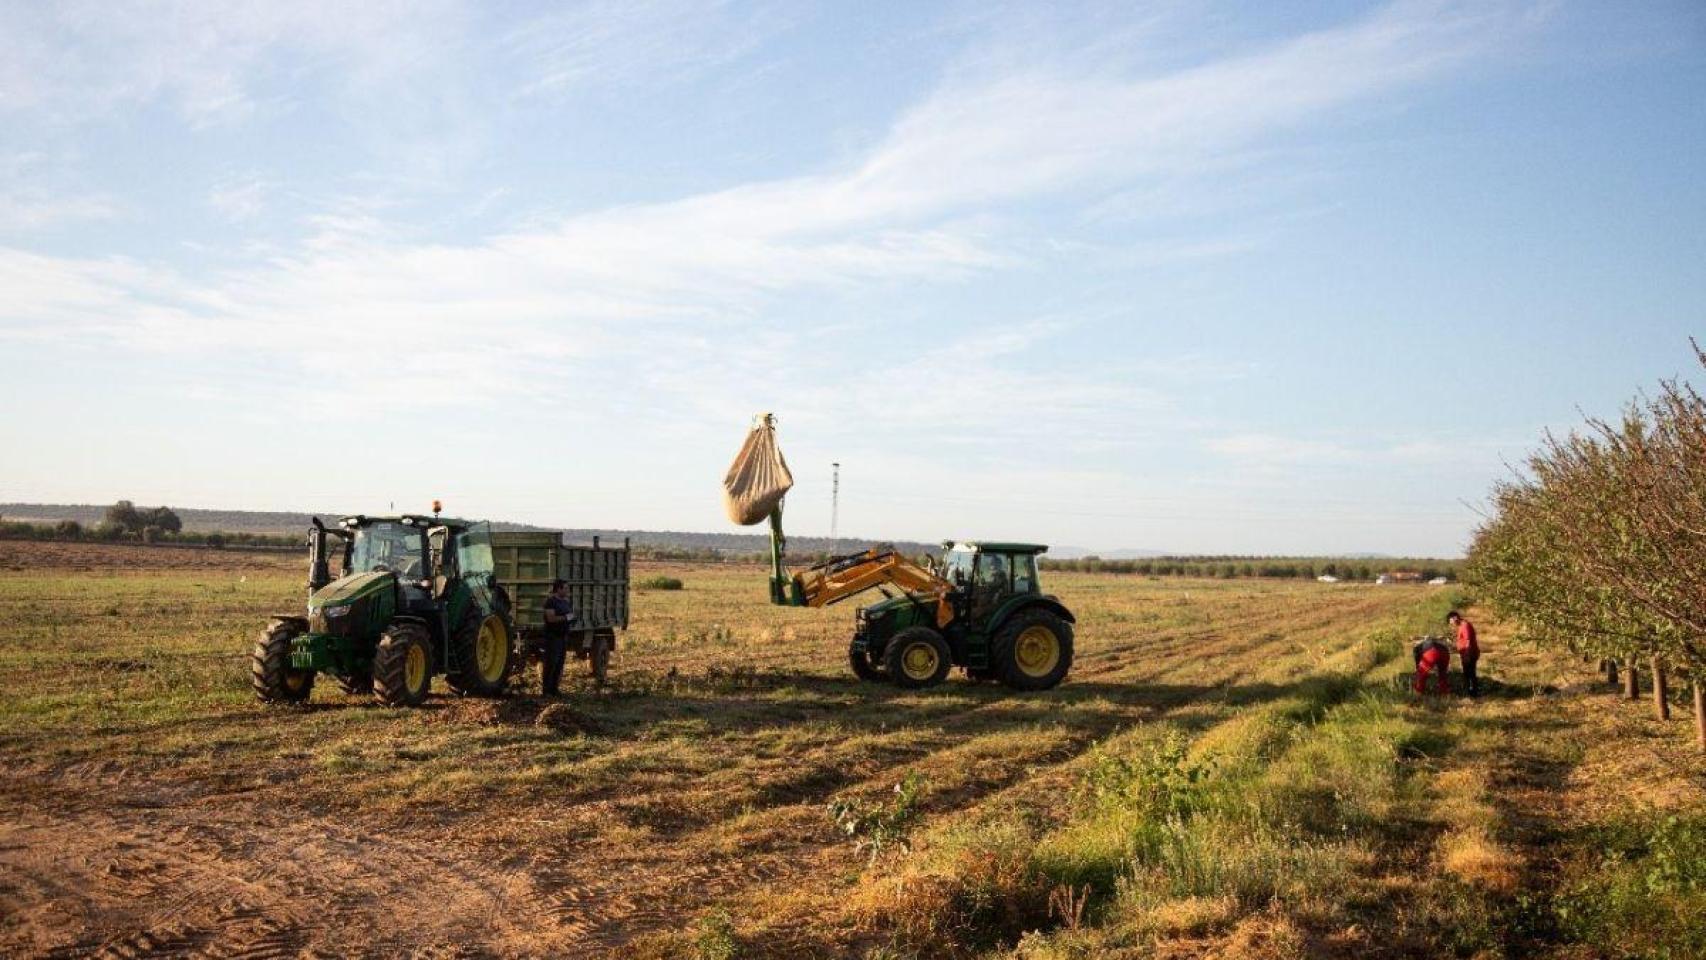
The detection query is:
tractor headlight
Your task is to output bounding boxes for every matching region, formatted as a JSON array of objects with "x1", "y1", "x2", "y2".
[{"x1": 323, "y1": 603, "x2": 353, "y2": 619}]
